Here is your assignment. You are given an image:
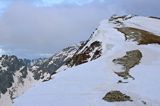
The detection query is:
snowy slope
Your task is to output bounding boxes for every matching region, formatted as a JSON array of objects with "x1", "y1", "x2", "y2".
[{"x1": 13, "y1": 15, "x2": 160, "y2": 106}]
